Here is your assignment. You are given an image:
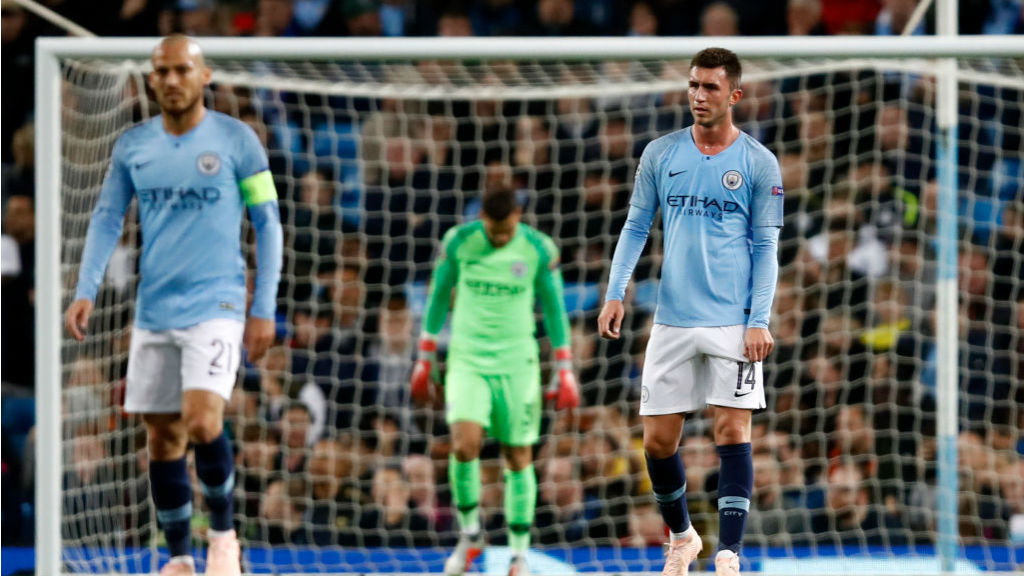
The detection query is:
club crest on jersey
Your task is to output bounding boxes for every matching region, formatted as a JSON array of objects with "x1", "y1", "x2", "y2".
[
  {"x1": 197, "y1": 152, "x2": 221, "y2": 176},
  {"x1": 510, "y1": 261, "x2": 527, "y2": 278},
  {"x1": 722, "y1": 170, "x2": 743, "y2": 190}
]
